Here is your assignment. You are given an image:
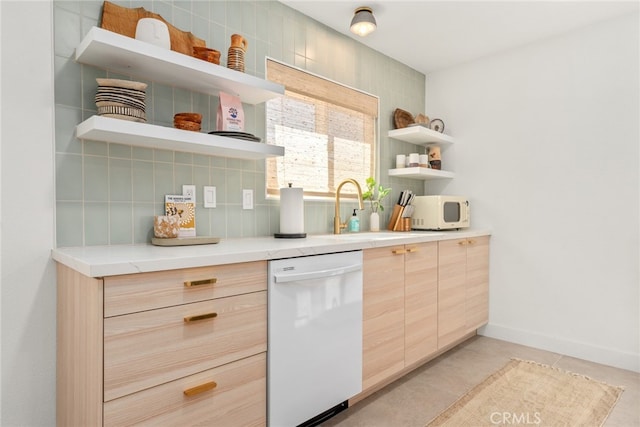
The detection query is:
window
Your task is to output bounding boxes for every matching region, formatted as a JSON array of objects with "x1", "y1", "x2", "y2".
[{"x1": 265, "y1": 59, "x2": 378, "y2": 199}]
